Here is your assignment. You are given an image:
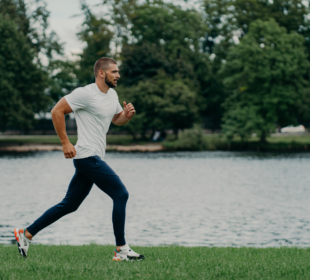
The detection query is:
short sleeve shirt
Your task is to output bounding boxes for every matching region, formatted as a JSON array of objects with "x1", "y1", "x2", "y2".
[{"x1": 65, "y1": 83, "x2": 123, "y2": 160}]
